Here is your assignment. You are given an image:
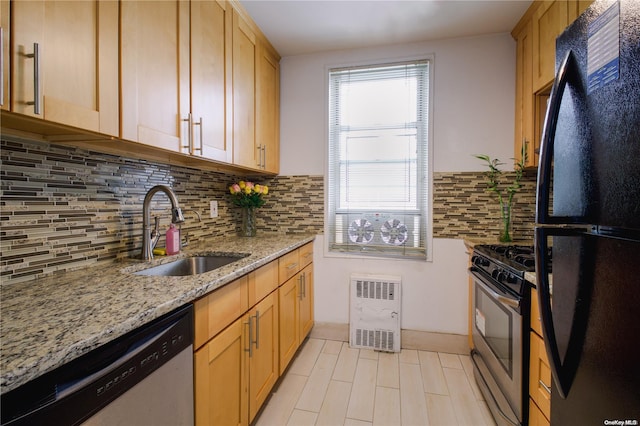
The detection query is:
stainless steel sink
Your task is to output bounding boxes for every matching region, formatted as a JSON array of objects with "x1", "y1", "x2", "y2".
[{"x1": 134, "y1": 254, "x2": 249, "y2": 276}]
